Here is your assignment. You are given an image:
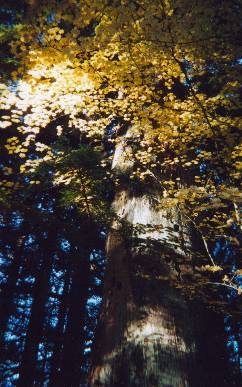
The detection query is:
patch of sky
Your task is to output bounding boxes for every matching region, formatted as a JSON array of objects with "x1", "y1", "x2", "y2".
[
  {"x1": 12, "y1": 372, "x2": 20, "y2": 382},
  {"x1": 16, "y1": 306, "x2": 29, "y2": 316},
  {"x1": 90, "y1": 248, "x2": 105, "y2": 262},
  {"x1": 17, "y1": 297, "x2": 33, "y2": 308},
  {"x1": 10, "y1": 212, "x2": 23, "y2": 228},
  {"x1": 0, "y1": 214, "x2": 5, "y2": 226},
  {"x1": 60, "y1": 238, "x2": 71, "y2": 252},
  {"x1": 7, "y1": 80, "x2": 18, "y2": 92},
  {"x1": 37, "y1": 343, "x2": 45, "y2": 361},
  {"x1": 2, "y1": 361, "x2": 19, "y2": 385},
  {"x1": 47, "y1": 12, "x2": 56, "y2": 24},
  {"x1": 227, "y1": 336, "x2": 240, "y2": 363},
  {"x1": 24, "y1": 234, "x2": 35, "y2": 247},
  {"x1": 0, "y1": 272, "x2": 7, "y2": 285},
  {"x1": 0, "y1": 252, "x2": 9, "y2": 265},
  {"x1": 3, "y1": 379, "x2": 17, "y2": 386},
  {"x1": 199, "y1": 161, "x2": 207, "y2": 173},
  {"x1": 49, "y1": 316, "x2": 58, "y2": 328},
  {"x1": 37, "y1": 31, "x2": 45, "y2": 45},
  {"x1": 36, "y1": 202, "x2": 54, "y2": 213},
  {"x1": 85, "y1": 340, "x2": 93, "y2": 347},
  {"x1": 24, "y1": 275, "x2": 35, "y2": 284},
  {"x1": 4, "y1": 331, "x2": 18, "y2": 342},
  {"x1": 84, "y1": 347, "x2": 91, "y2": 354},
  {"x1": 87, "y1": 295, "x2": 102, "y2": 307},
  {"x1": 93, "y1": 277, "x2": 102, "y2": 286},
  {"x1": 50, "y1": 269, "x2": 65, "y2": 295},
  {"x1": 52, "y1": 268, "x2": 64, "y2": 279},
  {"x1": 224, "y1": 312, "x2": 241, "y2": 374},
  {"x1": 100, "y1": 230, "x2": 107, "y2": 240},
  {"x1": 47, "y1": 296, "x2": 59, "y2": 305}
]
